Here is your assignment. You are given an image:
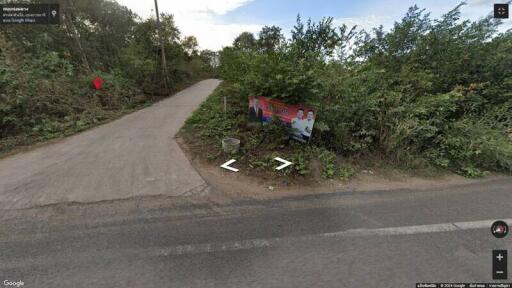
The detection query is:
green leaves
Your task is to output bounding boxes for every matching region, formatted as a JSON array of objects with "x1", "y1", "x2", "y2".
[
  {"x1": 217, "y1": 4, "x2": 512, "y2": 178},
  {"x1": 291, "y1": 16, "x2": 342, "y2": 60}
]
